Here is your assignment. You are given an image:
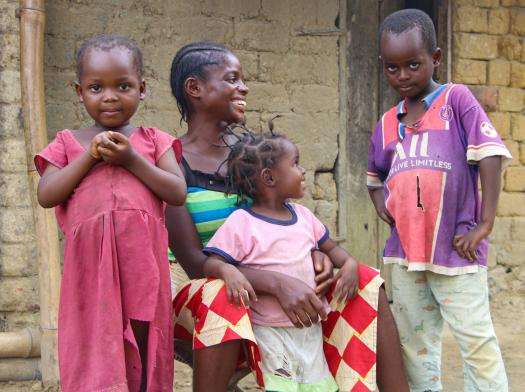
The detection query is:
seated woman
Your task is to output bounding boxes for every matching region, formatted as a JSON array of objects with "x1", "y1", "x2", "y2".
[{"x1": 166, "y1": 41, "x2": 408, "y2": 392}]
